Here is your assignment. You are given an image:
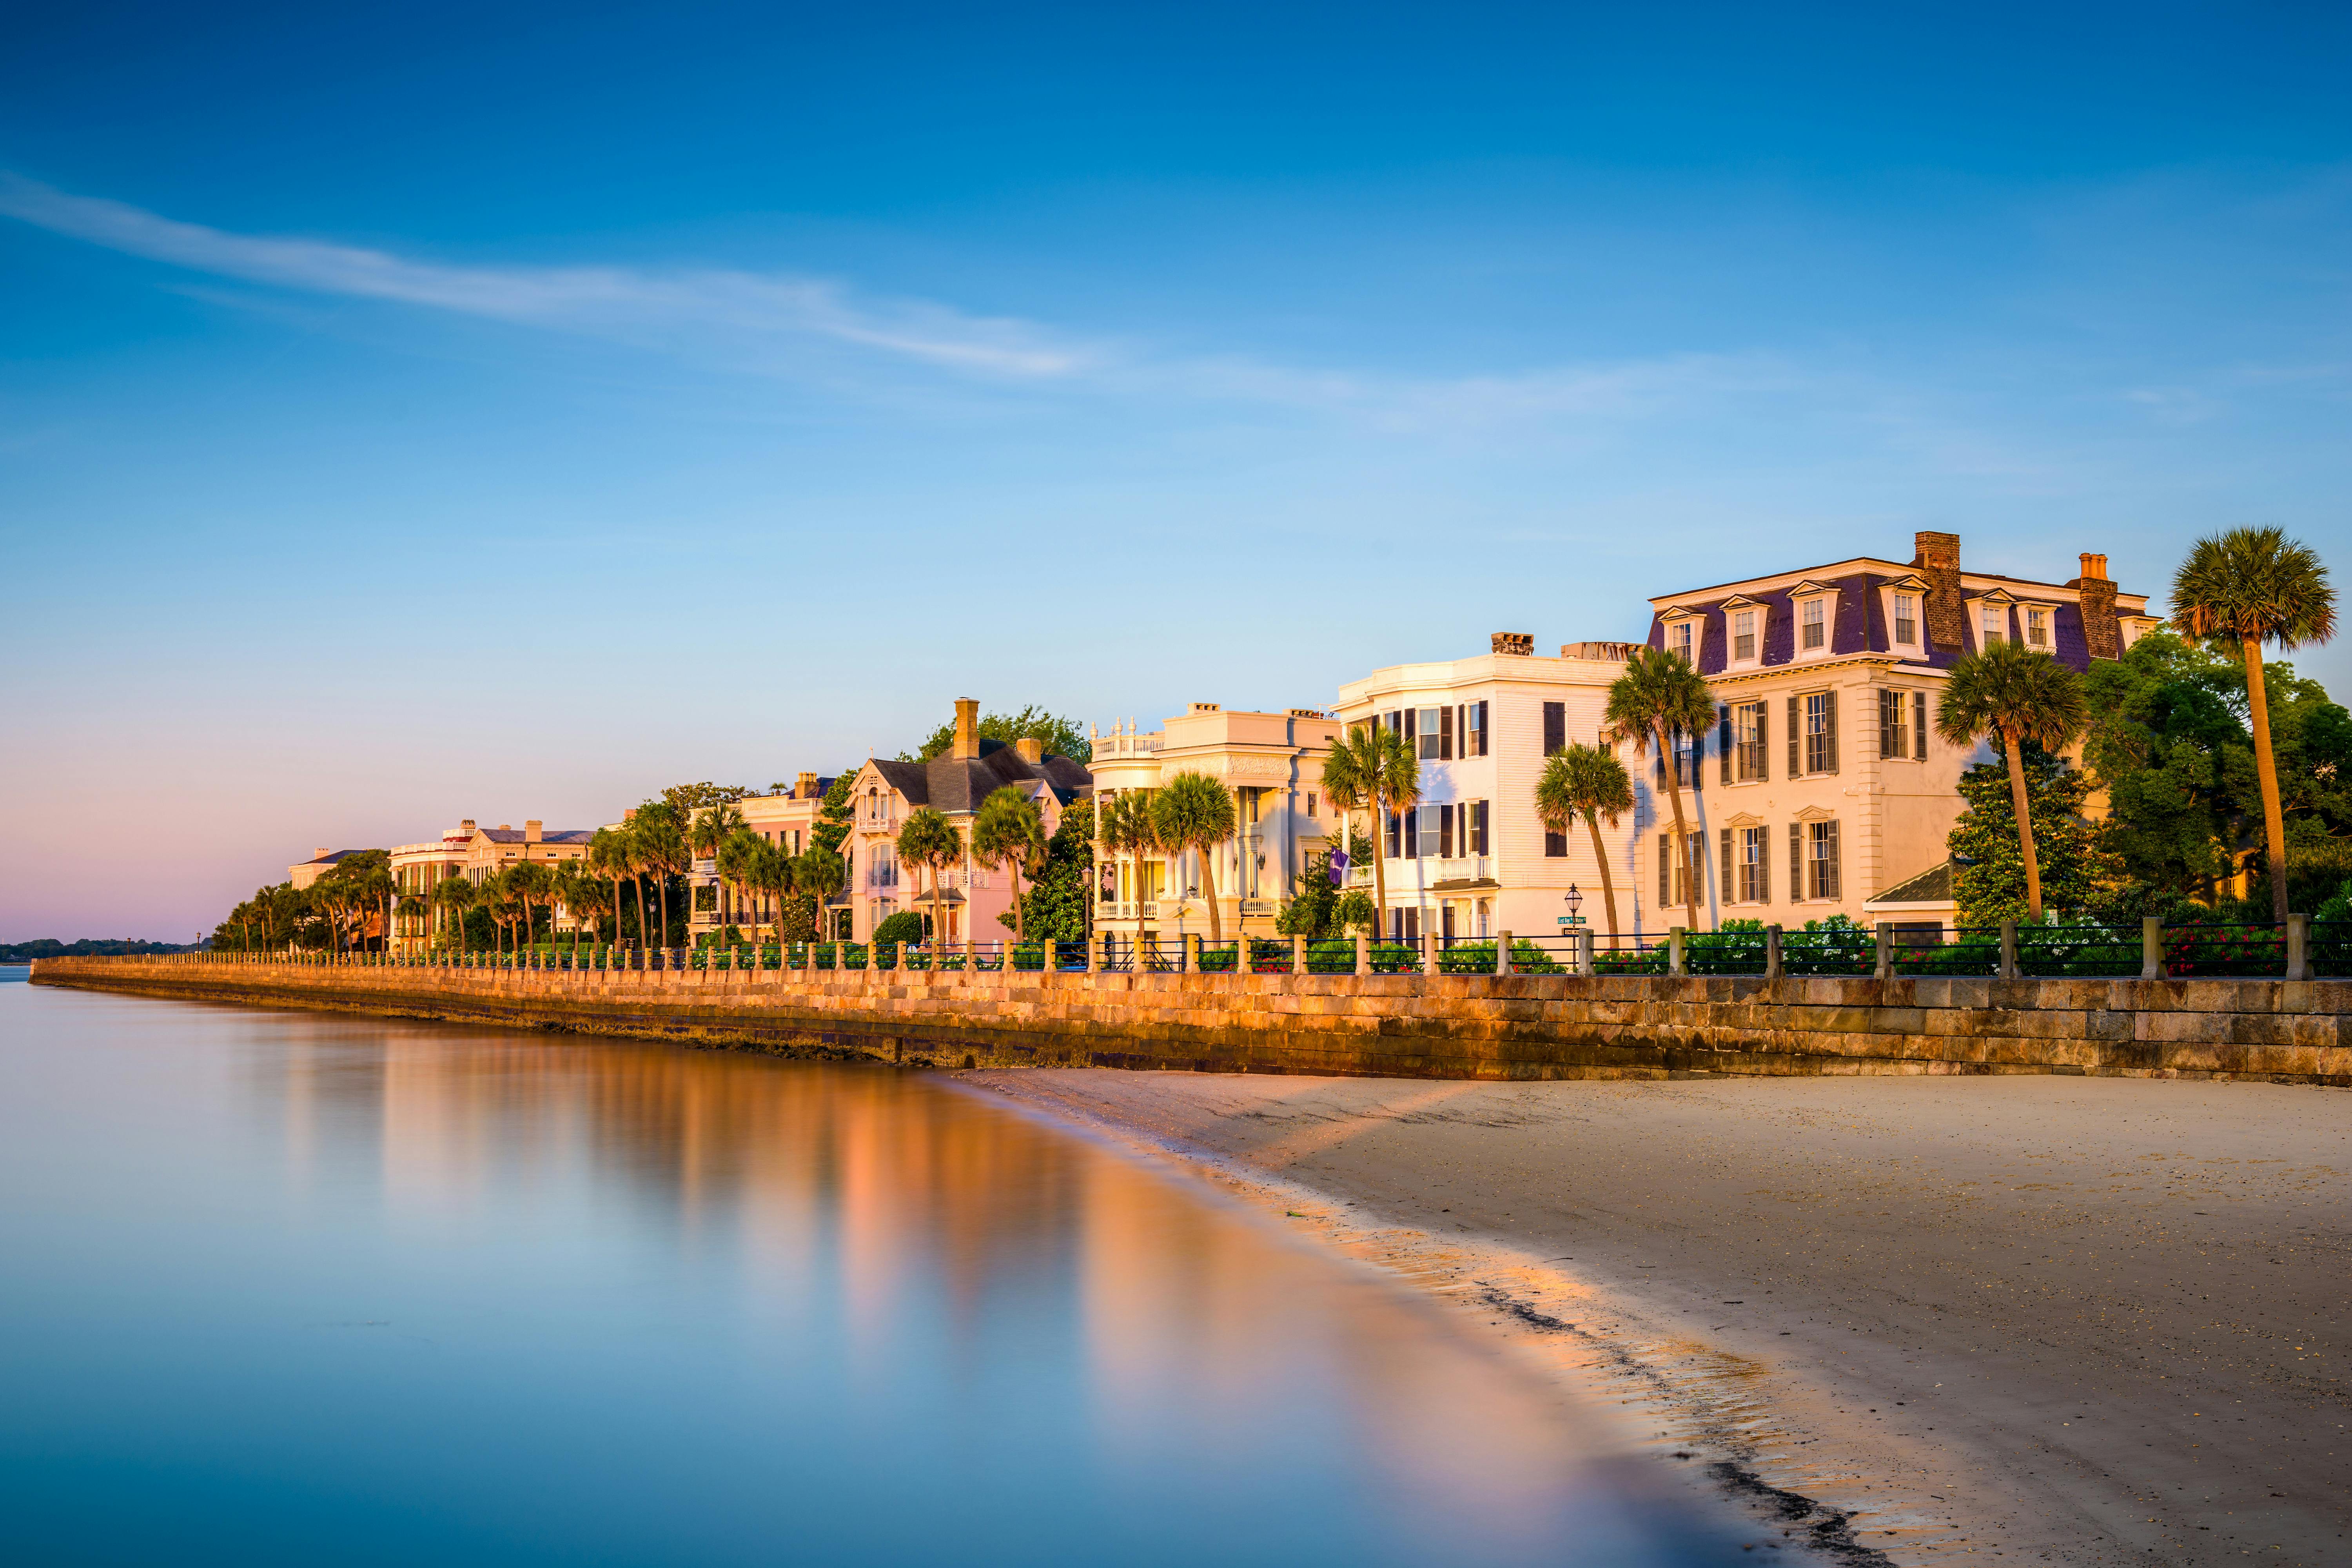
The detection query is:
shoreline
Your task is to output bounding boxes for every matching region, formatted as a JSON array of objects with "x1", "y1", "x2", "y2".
[{"x1": 954, "y1": 1067, "x2": 2351, "y2": 1567}]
